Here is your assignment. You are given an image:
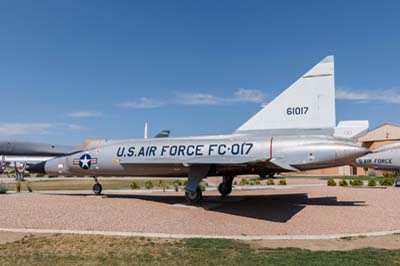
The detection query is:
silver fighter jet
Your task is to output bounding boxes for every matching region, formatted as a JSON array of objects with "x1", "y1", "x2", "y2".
[
  {"x1": 355, "y1": 142, "x2": 400, "y2": 184},
  {"x1": 31, "y1": 56, "x2": 368, "y2": 203}
]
